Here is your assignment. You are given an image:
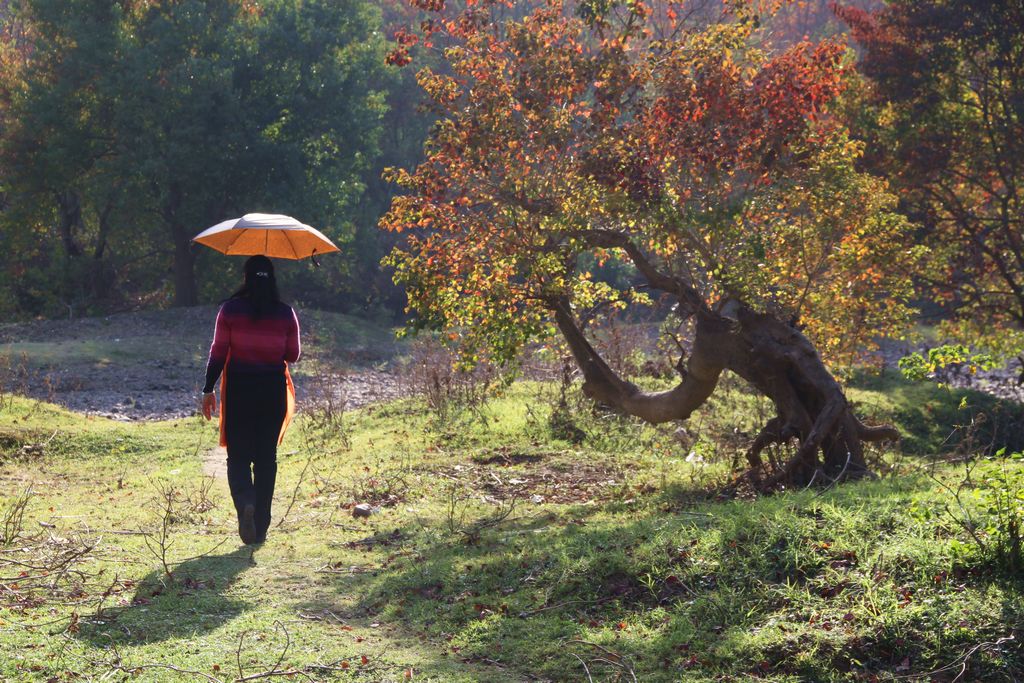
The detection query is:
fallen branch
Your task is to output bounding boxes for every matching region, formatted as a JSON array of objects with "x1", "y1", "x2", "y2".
[
  {"x1": 518, "y1": 597, "x2": 611, "y2": 618},
  {"x1": 568, "y1": 639, "x2": 638, "y2": 683},
  {"x1": 235, "y1": 620, "x2": 292, "y2": 681},
  {"x1": 894, "y1": 634, "x2": 1017, "y2": 682},
  {"x1": 571, "y1": 653, "x2": 595, "y2": 683},
  {"x1": 105, "y1": 663, "x2": 222, "y2": 682}
]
